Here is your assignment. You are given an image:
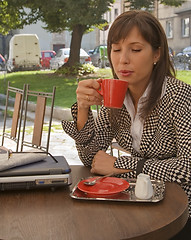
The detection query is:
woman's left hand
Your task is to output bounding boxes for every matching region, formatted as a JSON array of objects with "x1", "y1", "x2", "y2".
[
  {"x1": 91, "y1": 150, "x2": 116, "y2": 175},
  {"x1": 91, "y1": 150, "x2": 131, "y2": 175}
]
